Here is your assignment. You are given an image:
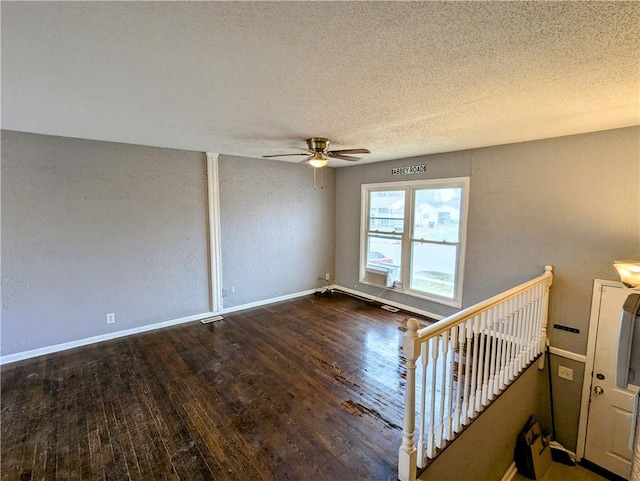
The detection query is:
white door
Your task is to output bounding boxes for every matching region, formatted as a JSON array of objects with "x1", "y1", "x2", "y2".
[{"x1": 583, "y1": 283, "x2": 639, "y2": 479}]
